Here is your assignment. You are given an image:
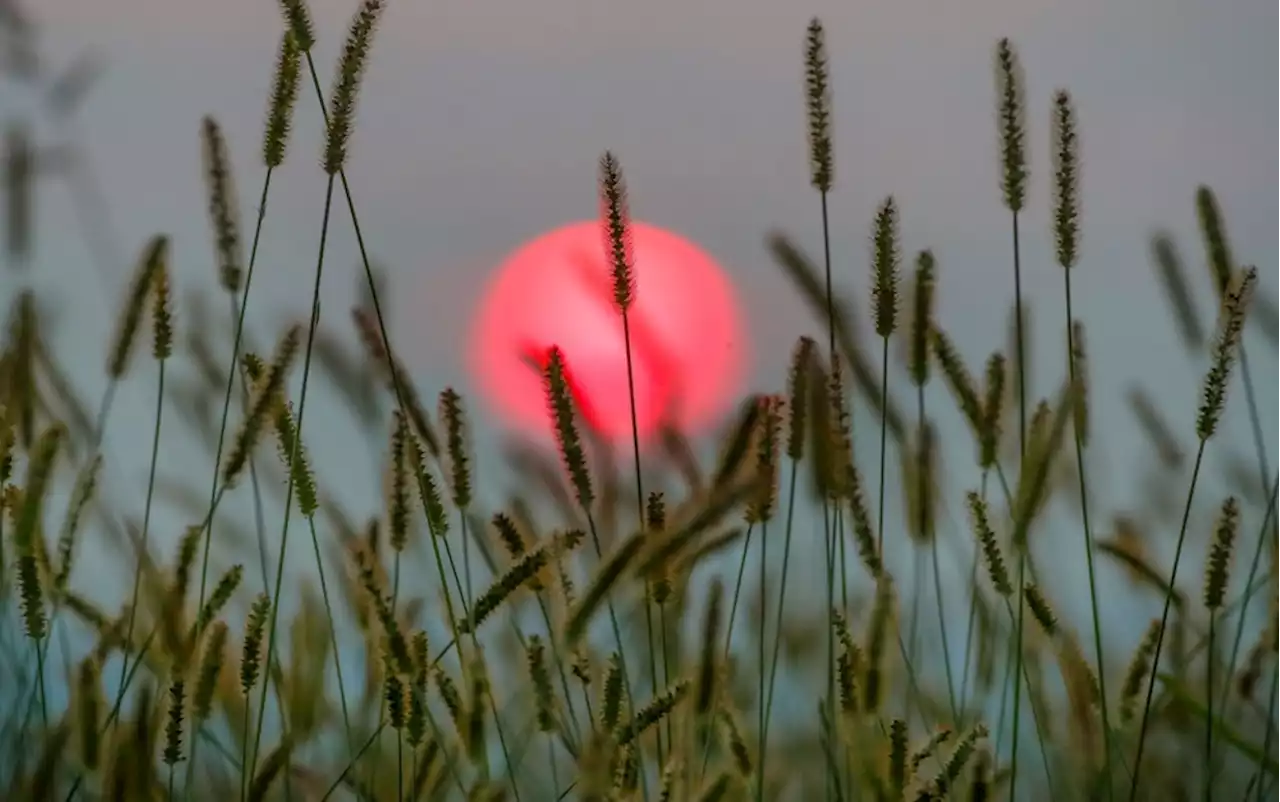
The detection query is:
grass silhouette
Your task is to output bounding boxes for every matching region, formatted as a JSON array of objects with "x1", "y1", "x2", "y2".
[{"x1": 0, "y1": 2, "x2": 1275, "y2": 801}]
